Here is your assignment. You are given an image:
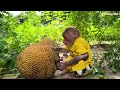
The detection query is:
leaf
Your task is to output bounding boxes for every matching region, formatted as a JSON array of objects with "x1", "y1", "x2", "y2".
[
  {"x1": 0, "y1": 59, "x2": 6, "y2": 67},
  {"x1": 0, "y1": 49, "x2": 2, "y2": 53},
  {"x1": 118, "y1": 61, "x2": 120, "y2": 68},
  {"x1": 3, "y1": 49, "x2": 8, "y2": 53},
  {"x1": 108, "y1": 62, "x2": 113, "y2": 68}
]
